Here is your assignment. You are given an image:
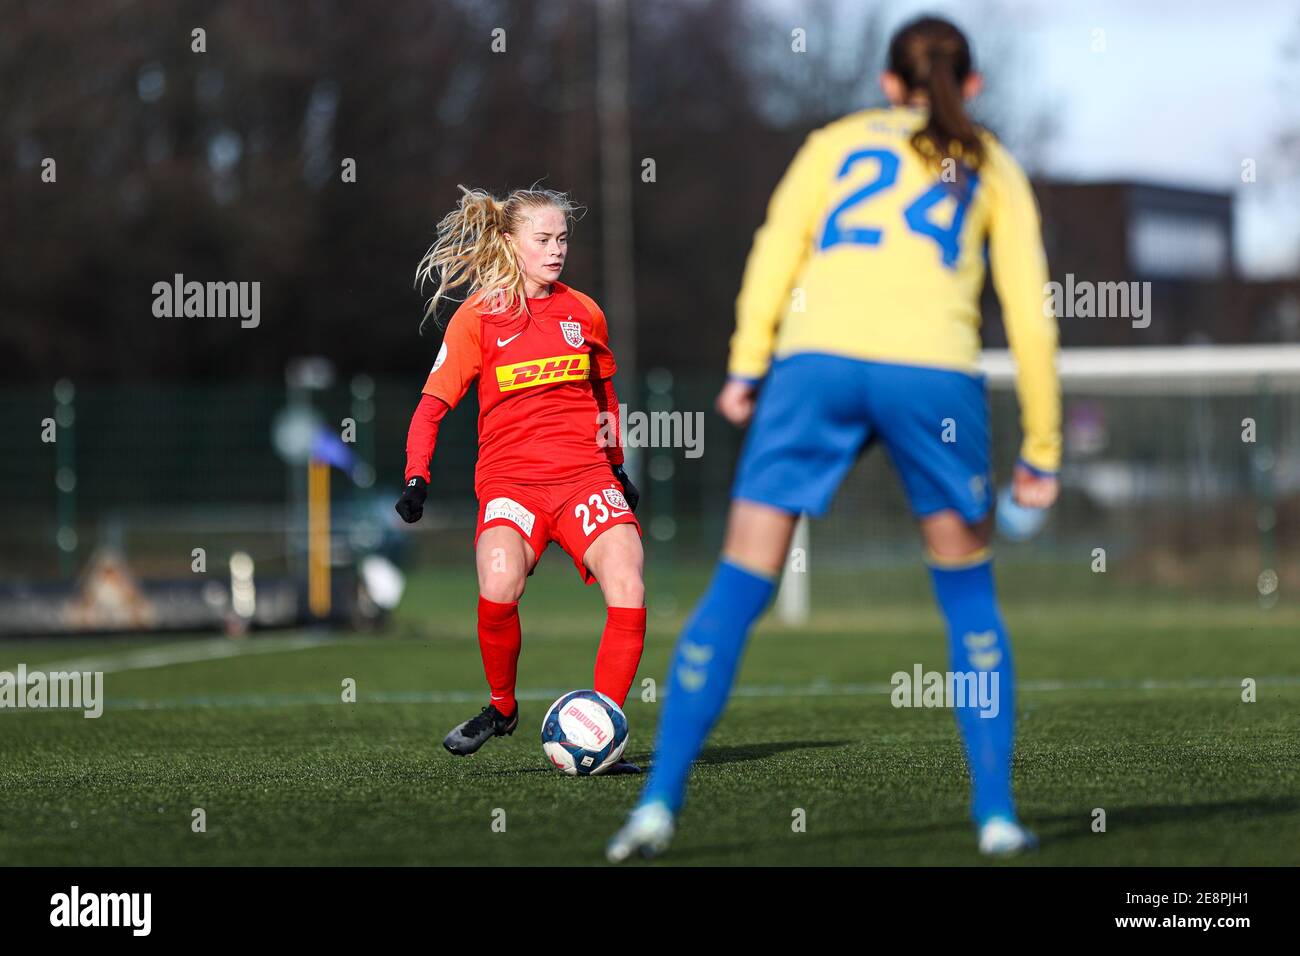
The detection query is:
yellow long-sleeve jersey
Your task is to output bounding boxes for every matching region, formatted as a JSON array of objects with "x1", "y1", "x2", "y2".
[{"x1": 729, "y1": 105, "x2": 1061, "y2": 473}]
